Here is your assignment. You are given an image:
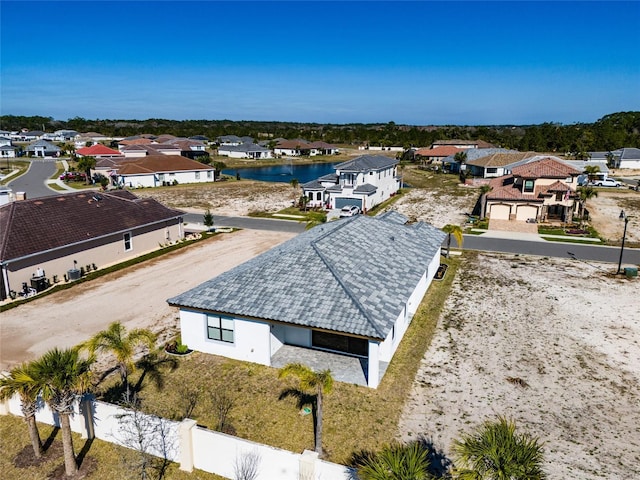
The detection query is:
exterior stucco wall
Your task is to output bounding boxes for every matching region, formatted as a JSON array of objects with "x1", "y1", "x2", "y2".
[
  {"x1": 2, "y1": 220, "x2": 182, "y2": 296},
  {"x1": 119, "y1": 170, "x2": 214, "y2": 188},
  {"x1": 179, "y1": 310, "x2": 272, "y2": 365}
]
